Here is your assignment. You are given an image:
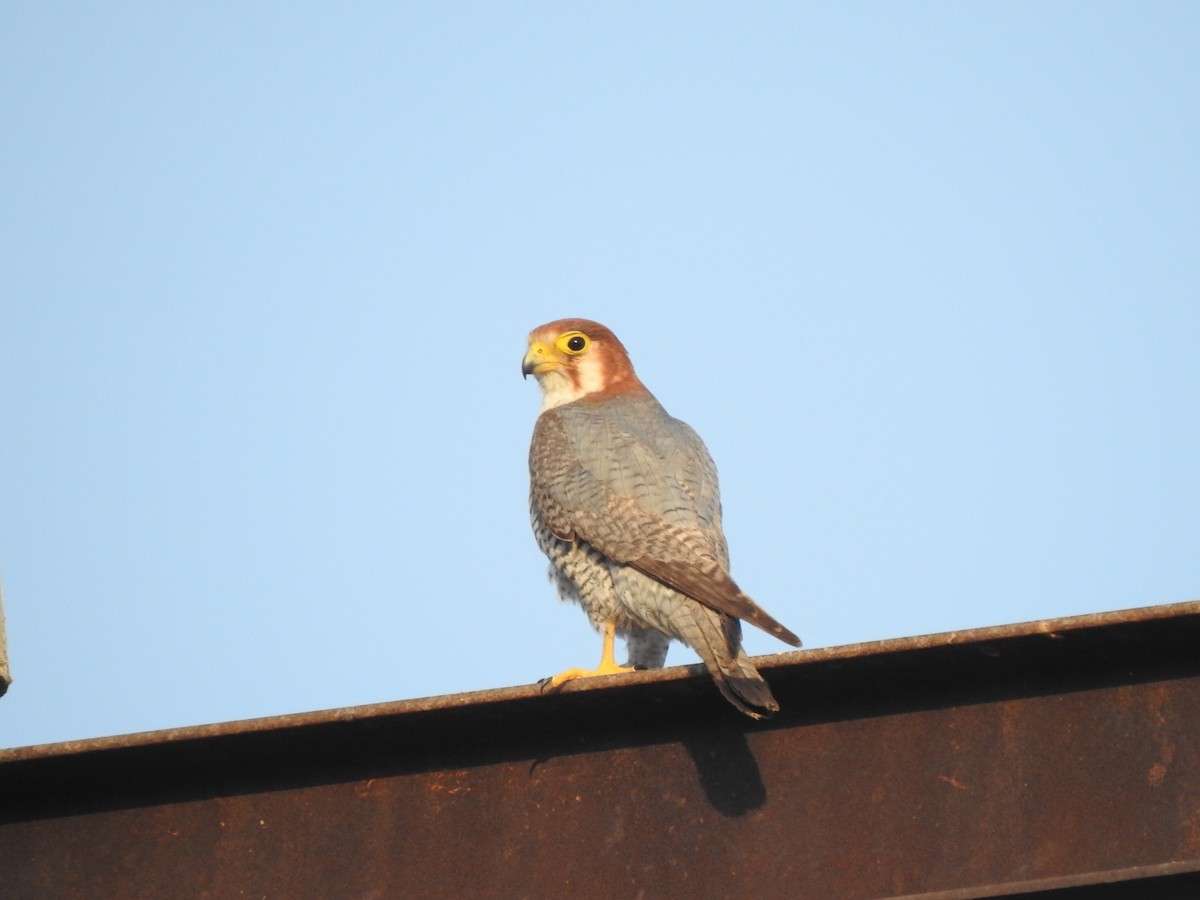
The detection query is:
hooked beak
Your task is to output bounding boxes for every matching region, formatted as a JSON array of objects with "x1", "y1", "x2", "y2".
[{"x1": 521, "y1": 341, "x2": 559, "y2": 379}]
